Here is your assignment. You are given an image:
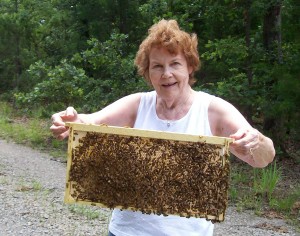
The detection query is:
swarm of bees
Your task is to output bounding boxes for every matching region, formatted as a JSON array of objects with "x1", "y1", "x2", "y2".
[{"x1": 65, "y1": 124, "x2": 231, "y2": 223}]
